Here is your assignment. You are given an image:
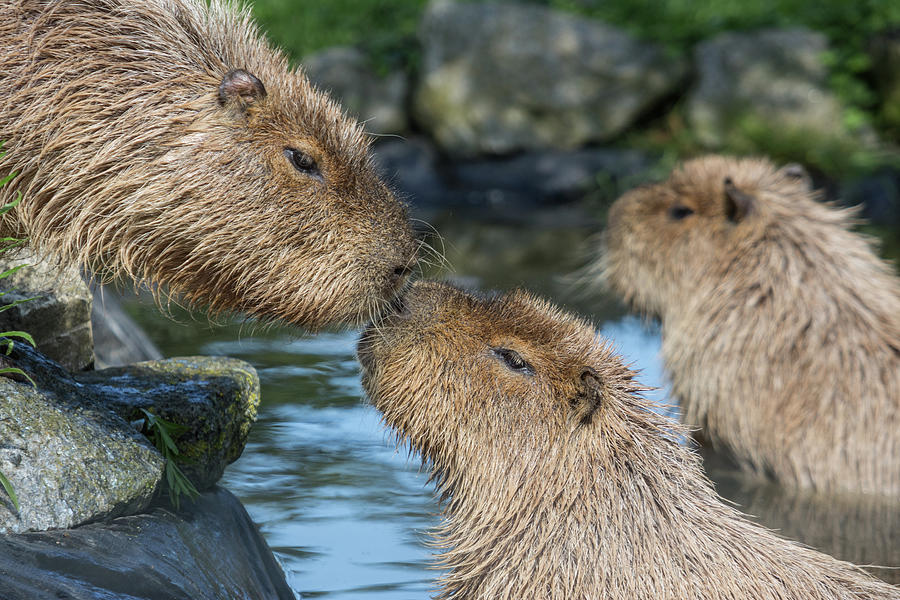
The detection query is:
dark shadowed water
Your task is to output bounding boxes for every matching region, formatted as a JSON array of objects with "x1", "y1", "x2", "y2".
[{"x1": 117, "y1": 205, "x2": 899, "y2": 597}]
